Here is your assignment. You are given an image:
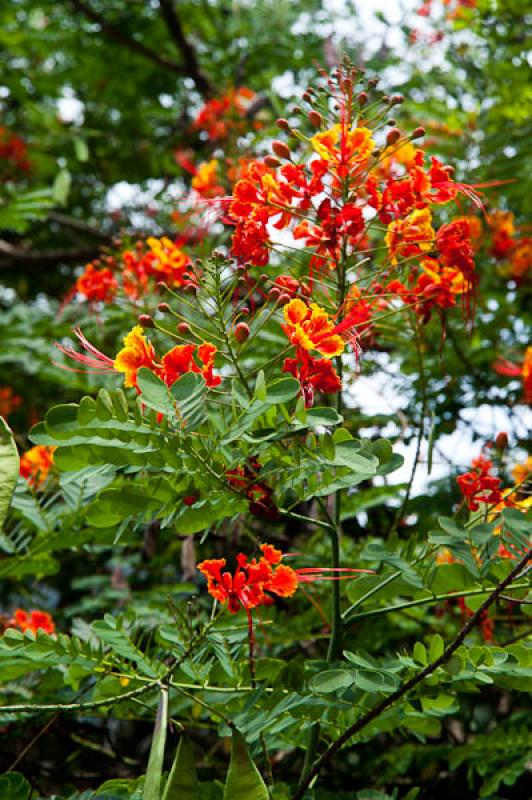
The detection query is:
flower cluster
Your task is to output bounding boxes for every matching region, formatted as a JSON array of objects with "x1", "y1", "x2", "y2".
[
  {"x1": 488, "y1": 210, "x2": 531, "y2": 282},
  {"x1": 456, "y1": 455, "x2": 505, "y2": 511},
  {"x1": 73, "y1": 237, "x2": 194, "y2": 306},
  {"x1": 7, "y1": 609, "x2": 55, "y2": 635},
  {"x1": 197, "y1": 542, "x2": 369, "y2": 615},
  {"x1": 19, "y1": 445, "x2": 55, "y2": 488},
  {"x1": 57, "y1": 326, "x2": 220, "y2": 393},
  {"x1": 194, "y1": 87, "x2": 260, "y2": 141}
]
